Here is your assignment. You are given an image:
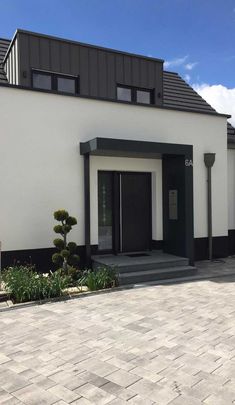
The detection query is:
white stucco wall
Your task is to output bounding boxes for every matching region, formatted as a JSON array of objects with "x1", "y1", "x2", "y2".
[
  {"x1": 0, "y1": 86, "x2": 228, "y2": 251},
  {"x1": 228, "y1": 148, "x2": 235, "y2": 230}
]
